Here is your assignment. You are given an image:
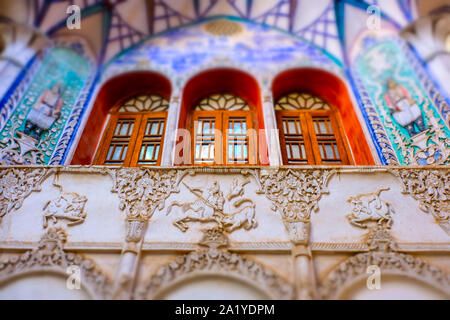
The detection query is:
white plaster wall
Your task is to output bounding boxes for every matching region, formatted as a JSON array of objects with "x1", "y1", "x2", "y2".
[
  {"x1": 157, "y1": 275, "x2": 270, "y2": 300},
  {"x1": 339, "y1": 275, "x2": 448, "y2": 300},
  {"x1": 0, "y1": 274, "x2": 90, "y2": 300}
]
